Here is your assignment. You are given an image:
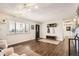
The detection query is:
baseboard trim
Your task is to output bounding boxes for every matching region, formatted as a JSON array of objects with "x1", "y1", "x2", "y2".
[
  {"x1": 8, "y1": 39, "x2": 35, "y2": 47},
  {"x1": 8, "y1": 38, "x2": 44, "y2": 47}
]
